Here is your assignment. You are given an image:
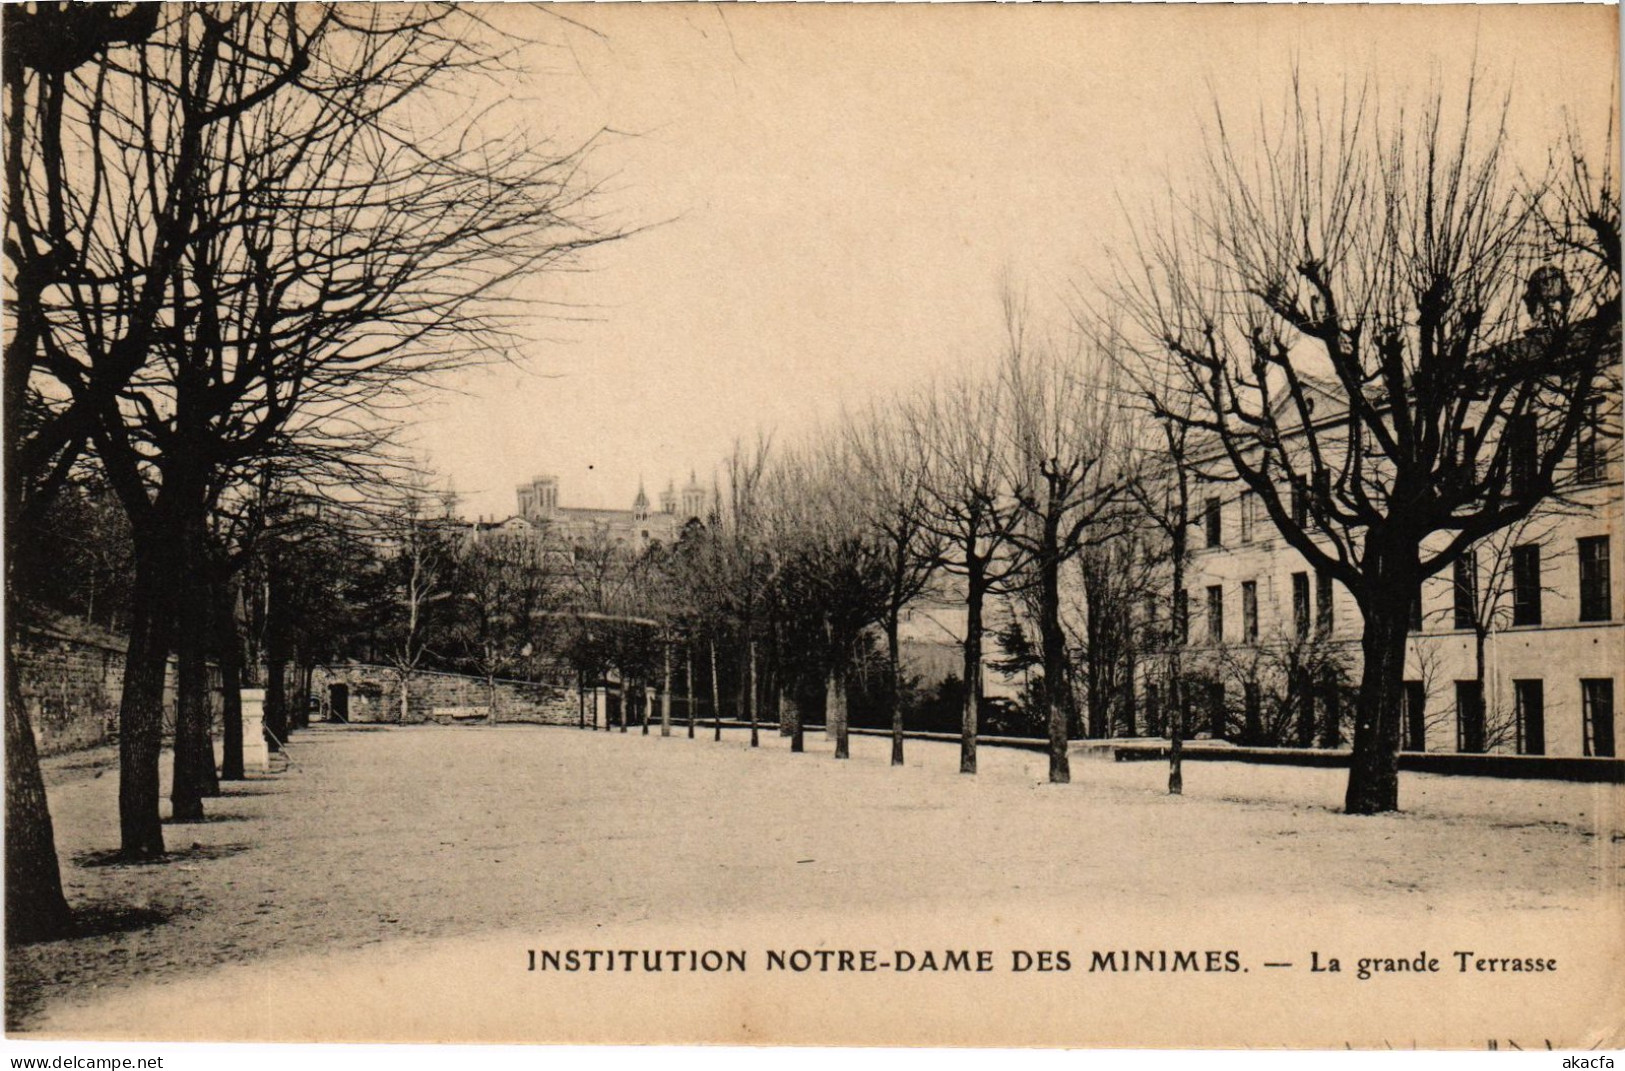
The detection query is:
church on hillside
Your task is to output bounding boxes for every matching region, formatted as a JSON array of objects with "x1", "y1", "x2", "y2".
[{"x1": 507, "y1": 472, "x2": 713, "y2": 552}]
